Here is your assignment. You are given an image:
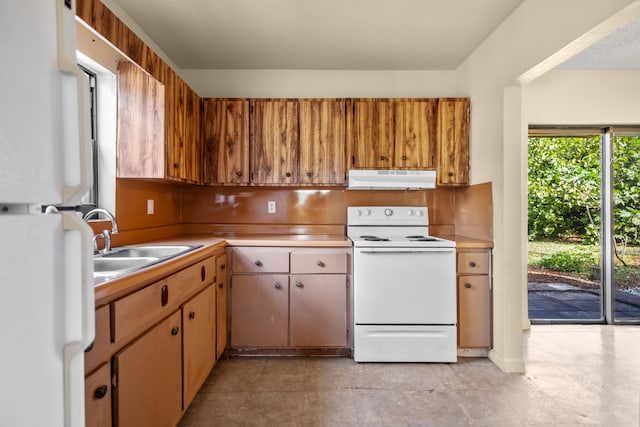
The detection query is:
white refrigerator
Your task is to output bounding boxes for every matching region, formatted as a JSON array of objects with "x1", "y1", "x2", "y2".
[{"x1": 0, "y1": 1, "x2": 95, "y2": 426}]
